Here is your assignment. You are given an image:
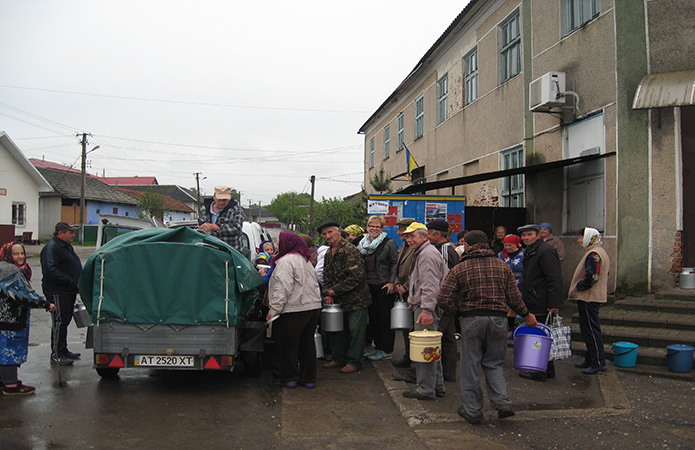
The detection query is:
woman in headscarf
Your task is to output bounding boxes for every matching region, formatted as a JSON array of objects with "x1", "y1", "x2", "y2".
[
  {"x1": 498, "y1": 234, "x2": 525, "y2": 335},
  {"x1": 266, "y1": 232, "x2": 322, "y2": 388},
  {"x1": 359, "y1": 215, "x2": 398, "y2": 361},
  {"x1": 258, "y1": 240, "x2": 276, "y2": 256},
  {"x1": 0, "y1": 242, "x2": 55, "y2": 395},
  {"x1": 568, "y1": 227, "x2": 610, "y2": 374}
]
